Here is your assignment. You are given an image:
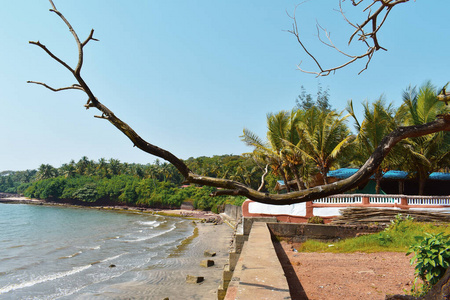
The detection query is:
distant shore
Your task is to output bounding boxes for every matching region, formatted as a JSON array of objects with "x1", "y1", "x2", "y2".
[
  {"x1": 0, "y1": 195, "x2": 223, "y2": 223},
  {"x1": 0, "y1": 194, "x2": 235, "y2": 299}
]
